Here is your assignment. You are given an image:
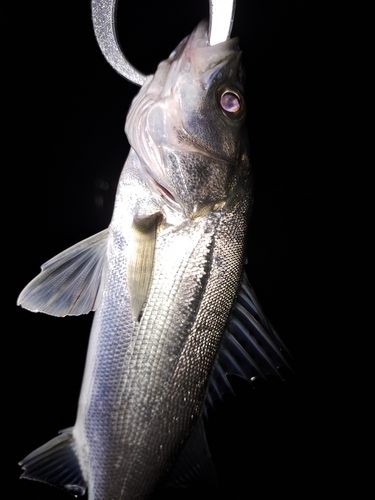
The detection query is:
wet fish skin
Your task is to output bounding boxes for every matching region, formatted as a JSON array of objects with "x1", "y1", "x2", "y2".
[
  {"x1": 76, "y1": 21, "x2": 251, "y2": 498},
  {"x1": 18, "y1": 20, "x2": 252, "y2": 499}
]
